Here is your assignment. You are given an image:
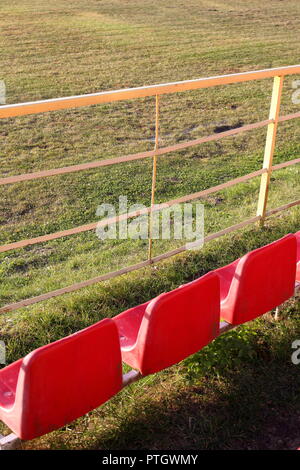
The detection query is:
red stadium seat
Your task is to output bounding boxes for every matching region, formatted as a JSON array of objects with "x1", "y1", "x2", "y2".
[
  {"x1": 0, "y1": 318, "x2": 122, "y2": 440},
  {"x1": 113, "y1": 272, "x2": 220, "y2": 376},
  {"x1": 296, "y1": 231, "x2": 300, "y2": 283},
  {"x1": 215, "y1": 234, "x2": 297, "y2": 325}
]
